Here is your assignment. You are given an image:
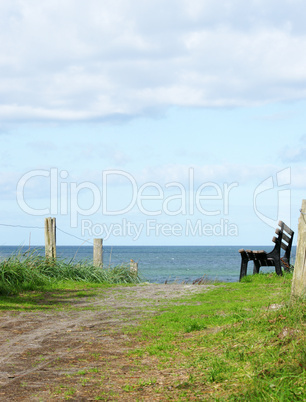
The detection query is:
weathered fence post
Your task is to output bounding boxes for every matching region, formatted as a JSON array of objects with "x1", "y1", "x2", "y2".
[
  {"x1": 130, "y1": 259, "x2": 138, "y2": 276},
  {"x1": 291, "y1": 200, "x2": 306, "y2": 298},
  {"x1": 93, "y1": 238, "x2": 103, "y2": 267},
  {"x1": 44, "y1": 217, "x2": 56, "y2": 259}
]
